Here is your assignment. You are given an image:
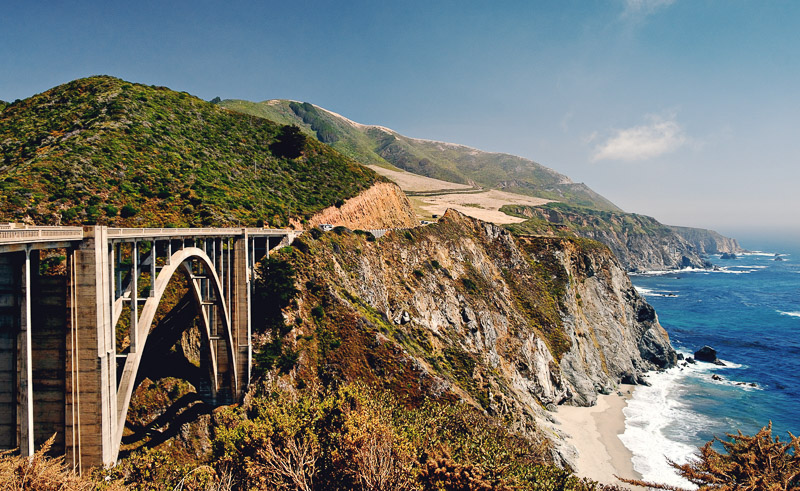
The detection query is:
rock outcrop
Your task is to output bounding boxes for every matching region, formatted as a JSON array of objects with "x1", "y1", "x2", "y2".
[
  {"x1": 670, "y1": 226, "x2": 745, "y2": 254},
  {"x1": 504, "y1": 205, "x2": 712, "y2": 272},
  {"x1": 279, "y1": 210, "x2": 676, "y2": 427},
  {"x1": 303, "y1": 181, "x2": 419, "y2": 230}
]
